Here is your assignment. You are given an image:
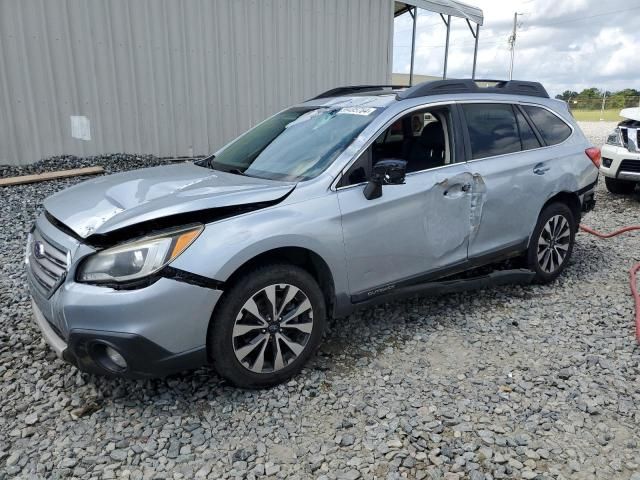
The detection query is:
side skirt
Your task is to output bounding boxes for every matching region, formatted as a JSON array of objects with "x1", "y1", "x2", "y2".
[
  {"x1": 341, "y1": 268, "x2": 535, "y2": 314},
  {"x1": 350, "y1": 240, "x2": 528, "y2": 304}
]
